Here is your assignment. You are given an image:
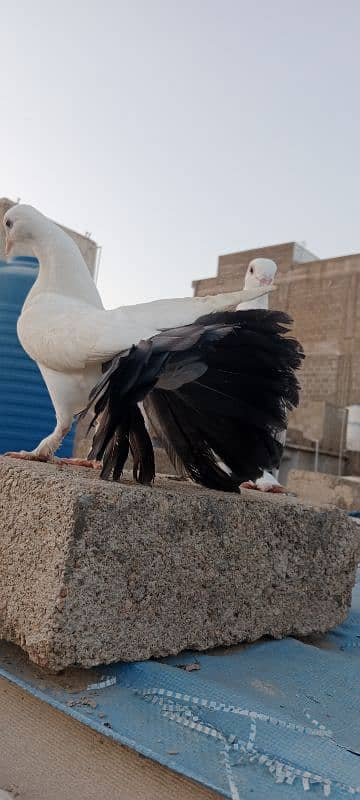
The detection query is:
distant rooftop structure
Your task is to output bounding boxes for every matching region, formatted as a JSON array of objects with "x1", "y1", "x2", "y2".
[
  {"x1": 192, "y1": 241, "x2": 319, "y2": 296},
  {"x1": 0, "y1": 197, "x2": 100, "y2": 280}
]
